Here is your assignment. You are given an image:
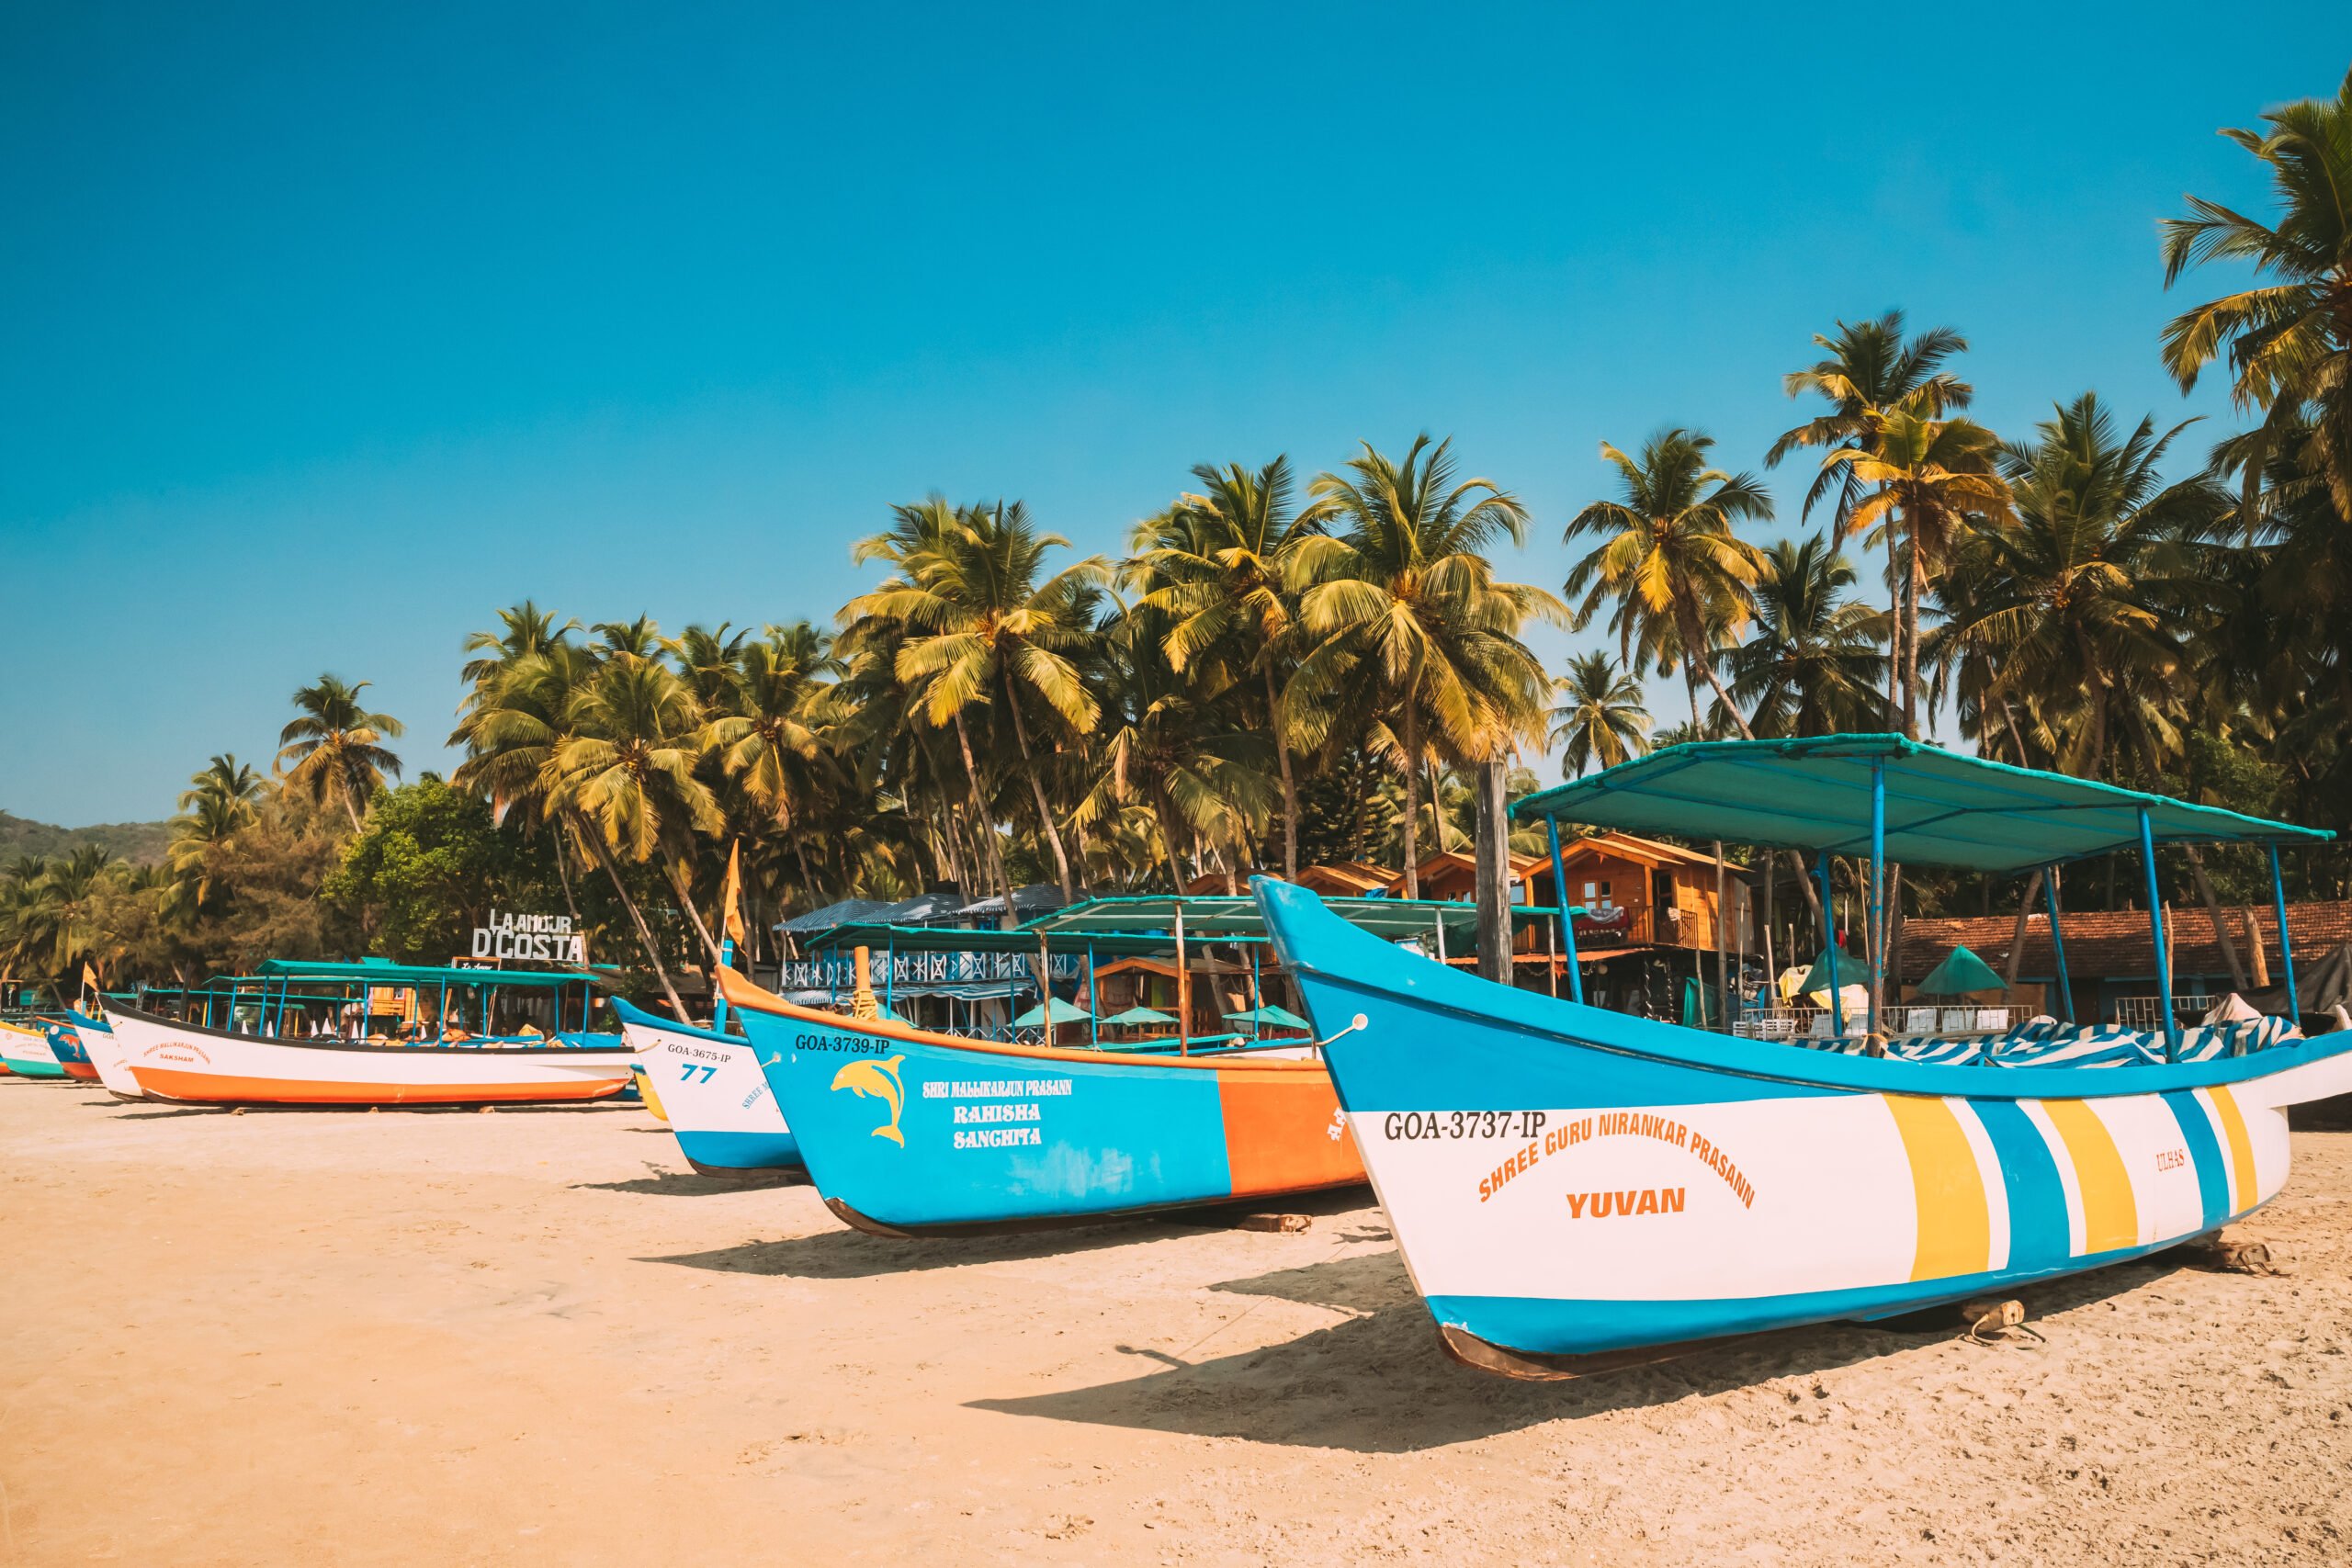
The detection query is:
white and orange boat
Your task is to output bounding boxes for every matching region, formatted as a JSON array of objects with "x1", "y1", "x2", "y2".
[{"x1": 101, "y1": 958, "x2": 633, "y2": 1108}]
